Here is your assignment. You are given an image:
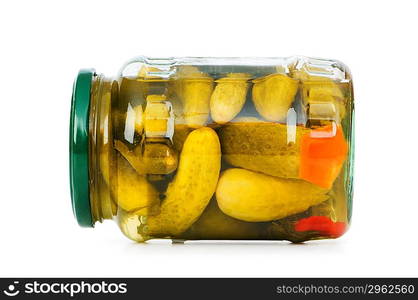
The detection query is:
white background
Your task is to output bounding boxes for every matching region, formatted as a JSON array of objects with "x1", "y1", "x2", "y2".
[{"x1": 1, "y1": 0, "x2": 417, "y2": 277}]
